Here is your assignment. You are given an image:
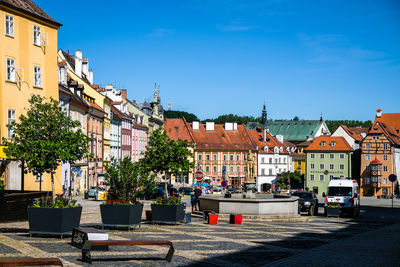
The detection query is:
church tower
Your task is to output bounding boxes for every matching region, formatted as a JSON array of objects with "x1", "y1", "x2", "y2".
[{"x1": 261, "y1": 102, "x2": 267, "y2": 128}]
